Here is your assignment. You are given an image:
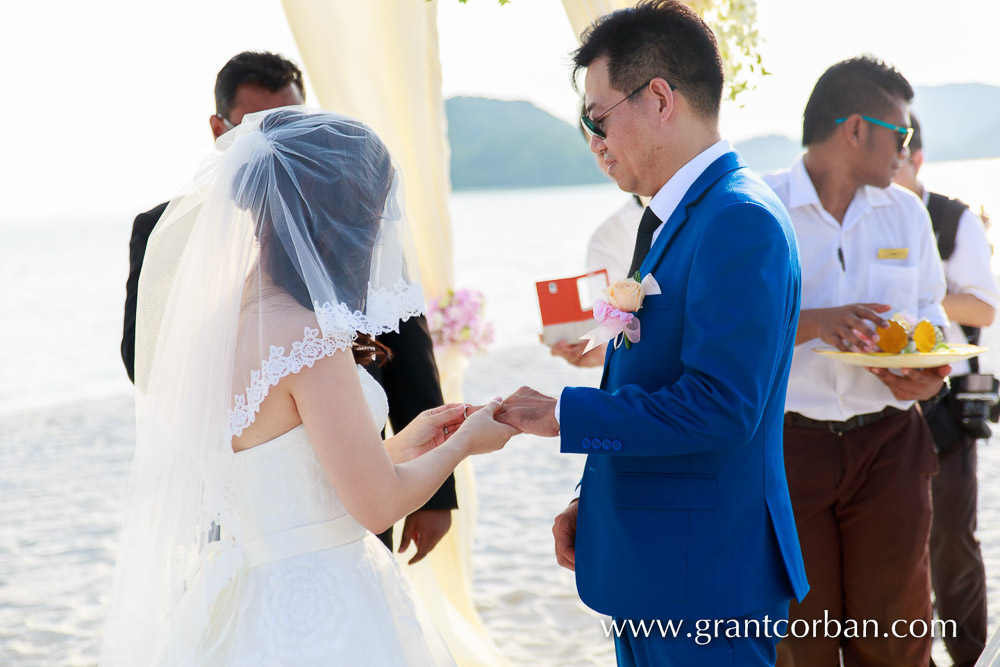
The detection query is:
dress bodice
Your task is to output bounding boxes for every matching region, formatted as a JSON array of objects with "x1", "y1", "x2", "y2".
[
  {"x1": 231, "y1": 365, "x2": 389, "y2": 541},
  {"x1": 201, "y1": 365, "x2": 451, "y2": 666}
]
